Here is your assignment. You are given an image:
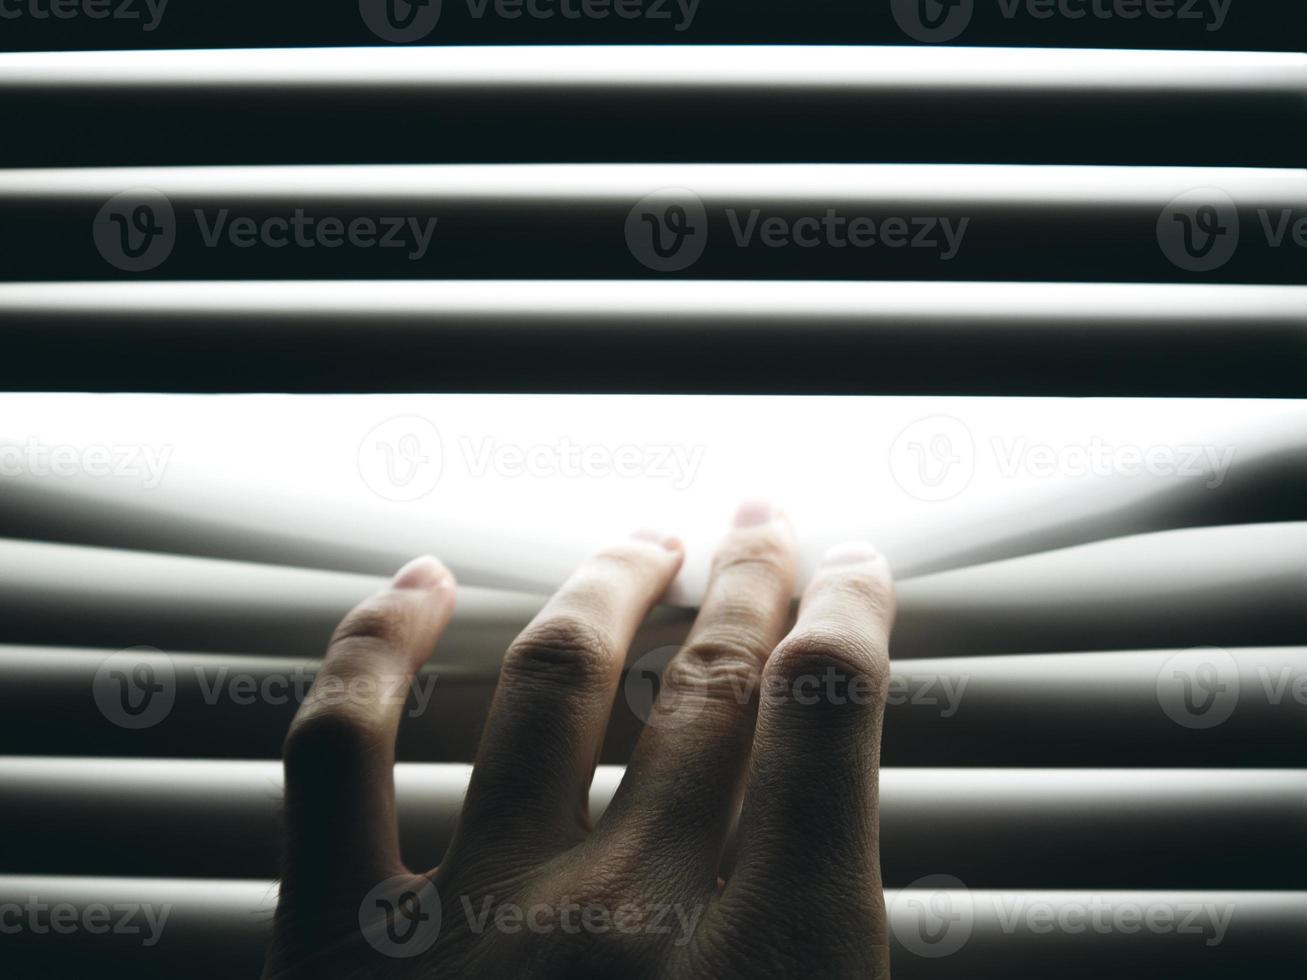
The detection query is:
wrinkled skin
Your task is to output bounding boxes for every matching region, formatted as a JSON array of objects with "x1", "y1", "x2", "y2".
[{"x1": 263, "y1": 503, "x2": 895, "y2": 980}]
